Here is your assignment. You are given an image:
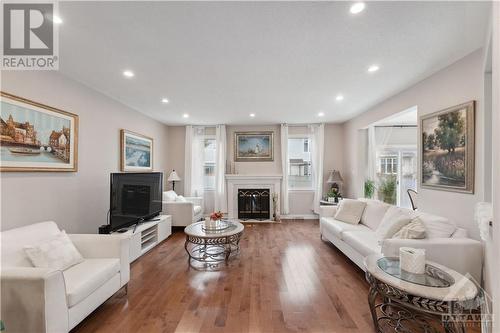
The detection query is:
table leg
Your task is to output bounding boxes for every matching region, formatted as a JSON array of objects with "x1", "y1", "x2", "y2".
[{"x1": 368, "y1": 285, "x2": 380, "y2": 333}]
